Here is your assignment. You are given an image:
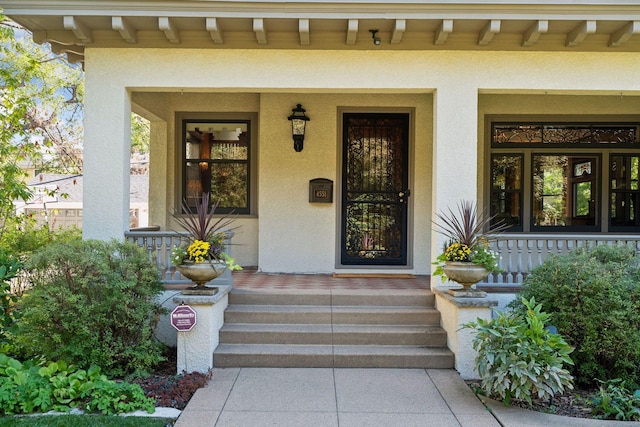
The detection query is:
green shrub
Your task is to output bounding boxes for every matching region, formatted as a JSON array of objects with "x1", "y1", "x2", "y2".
[
  {"x1": 0, "y1": 250, "x2": 19, "y2": 351},
  {"x1": 0, "y1": 353, "x2": 155, "y2": 415},
  {"x1": 511, "y1": 244, "x2": 640, "y2": 388},
  {"x1": 591, "y1": 378, "x2": 640, "y2": 421},
  {"x1": 463, "y1": 297, "x2": 574, "y2": 406},
  {"x1": 15, "y1": 239, "x2": 166, "y2": 377}
]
